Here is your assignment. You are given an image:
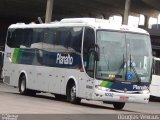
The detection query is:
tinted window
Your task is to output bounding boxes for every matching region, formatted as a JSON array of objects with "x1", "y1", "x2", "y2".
[
  {"x1": 56, "y1": 27, "x2": 71, "y2": 49},
  {"x1": 7, "y1": 27, "x2": 83, "y2": 53},
  {"x1": 7, "y1": 29, "x2": 21, "y2": 48},
  {"x1": 22, "y1": 29, "x2": 33, "y2": 48},
  {"x1": 83, "y1": 27, "x2": 95, "y2": 77},
  {"x1": 33, "y1": 29, "x2": 43, "y2": 44},
  {"x1": 69, "y1": 27, "x2": 83, "y2": 53},
  {"x1": 7, "y1": 28, "x2": 34, "y2": 48},
  {"x1": 42, "y1": 28, "x2": 55, "y2": 50},
  {"x1": 83, "y1": 27, "x2": 95, "y2": 53},
  {"x1": 42, "y1": 27, "x2": 83, "y2": 52},
  {"x1": 30, "y1": 28, "x2": 43, "y2": 49}
]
